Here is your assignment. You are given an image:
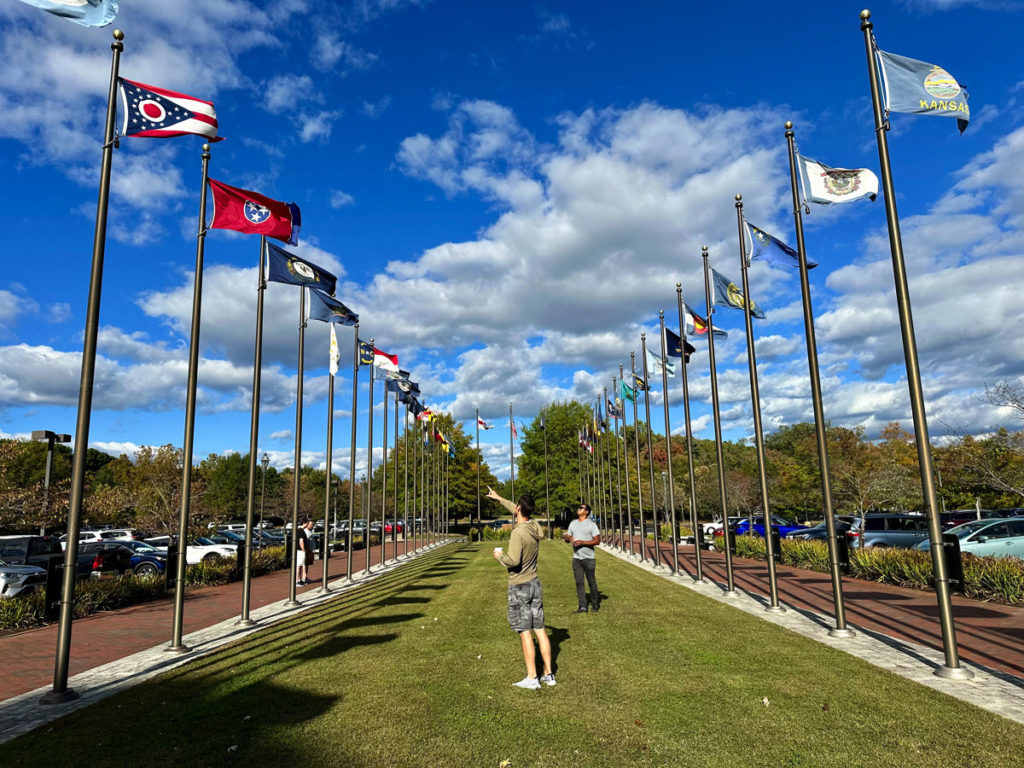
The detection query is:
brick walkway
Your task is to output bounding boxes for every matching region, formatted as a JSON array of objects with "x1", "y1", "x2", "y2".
[
  {"x1": 0, "y1": 537, "x2": 422, "y2": 701},
  {"x1": 610, "y1": 533, "x2": 1024, "y2": 681}
]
